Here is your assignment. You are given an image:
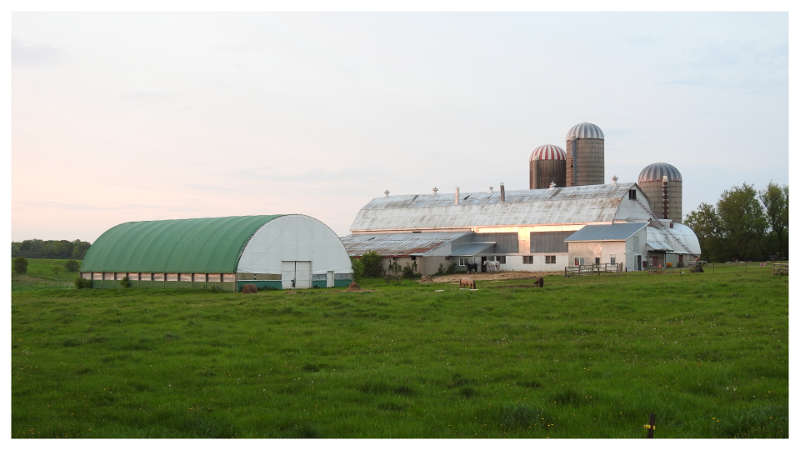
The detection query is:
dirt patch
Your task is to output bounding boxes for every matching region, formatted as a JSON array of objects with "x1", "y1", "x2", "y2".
[{"x1": 431, "y1": 271, "x2": 553, "y2": 283}]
